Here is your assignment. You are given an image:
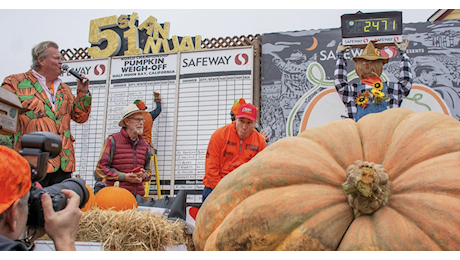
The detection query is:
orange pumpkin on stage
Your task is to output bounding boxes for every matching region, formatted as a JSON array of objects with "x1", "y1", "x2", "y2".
[
  {"x1": 94, "y1": 182, "x2": 137, "y2": 211},
  {"x1": 81, "y1": 184, "x2": 95, "y2": 212}
]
